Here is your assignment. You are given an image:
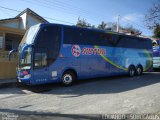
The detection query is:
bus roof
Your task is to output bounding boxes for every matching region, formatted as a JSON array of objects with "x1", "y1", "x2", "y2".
[{"x1": 39, "y1": 23, "x2": 151, "y2": 41}]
